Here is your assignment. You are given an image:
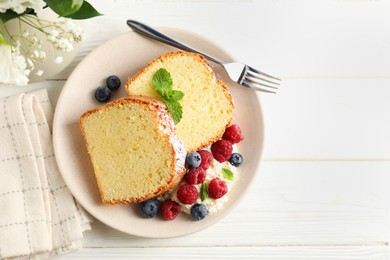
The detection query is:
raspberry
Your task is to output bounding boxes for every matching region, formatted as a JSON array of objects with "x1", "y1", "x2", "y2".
[
  {"x1": 161, "y1": 200, "x2": 180, "y2": 220},
  {"x1": 176, "y1": 184, "x2": 199, "y2": 204},
  {"x1": 222, "y1": 124, "x2": 244, "y2": 144},
  {"x1": 184, "y1": 167, "x2": 206, "y2": 185},
  {"x1": 208, "y1": 178, "x2": 228, "y2": 199},
  {"x1": 198, "y1": 150, "x2": 213, "y2": 170},
  {"x1": 211, "y1": 139, "x2": 233, "y2": 163}
]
